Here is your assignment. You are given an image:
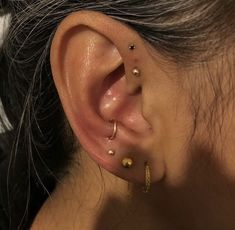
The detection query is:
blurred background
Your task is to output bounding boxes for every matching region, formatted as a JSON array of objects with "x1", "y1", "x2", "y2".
[{"x1": 0, "y1": 14, "x2": 11, "y2": 133}]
